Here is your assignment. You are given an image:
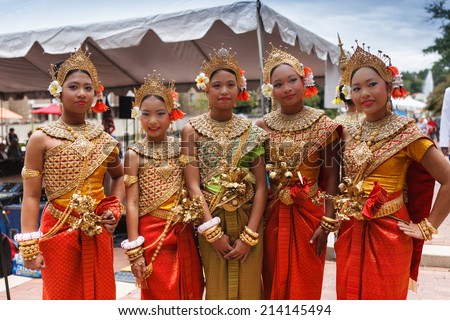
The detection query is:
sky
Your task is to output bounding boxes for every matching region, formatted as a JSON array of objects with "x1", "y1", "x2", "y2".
[{"x1": 0, "y1": 0, "x2": 443, "y2": 72}]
